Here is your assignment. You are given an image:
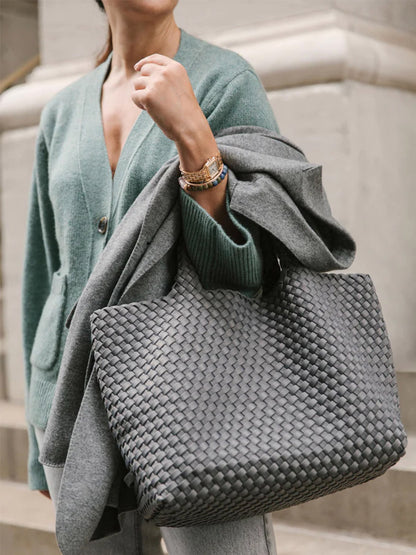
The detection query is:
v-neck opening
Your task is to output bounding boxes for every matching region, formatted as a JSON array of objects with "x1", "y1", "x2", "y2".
[
  {"x1": 99, "y1": 55, "x2": 146, "y2": 187},
  {"x1": 78, "y1": 26, "x2": 205, "y2": 236},
  {"x1": 97, "y1": 26, "x2": 187, "y2": 189}
]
